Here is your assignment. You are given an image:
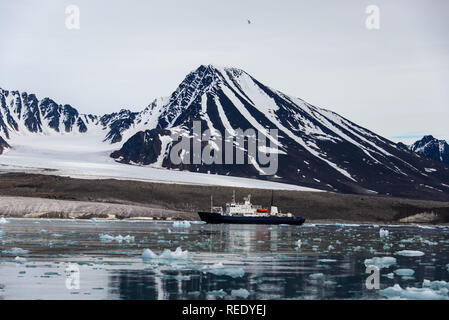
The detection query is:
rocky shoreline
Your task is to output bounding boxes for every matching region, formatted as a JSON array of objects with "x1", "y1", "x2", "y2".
[{"x1": 1, "y1": 172, "x2": 449, "y2": 224}]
